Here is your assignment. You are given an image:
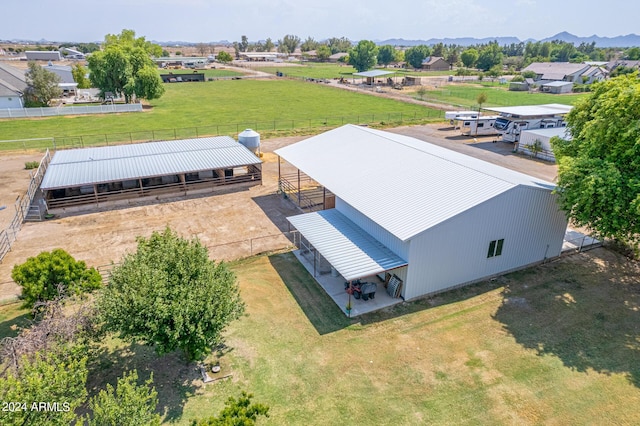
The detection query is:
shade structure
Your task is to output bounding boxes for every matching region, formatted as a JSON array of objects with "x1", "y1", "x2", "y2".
[{"x1": 287, "y1": 209, "x2": 407, "y2": 281}]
